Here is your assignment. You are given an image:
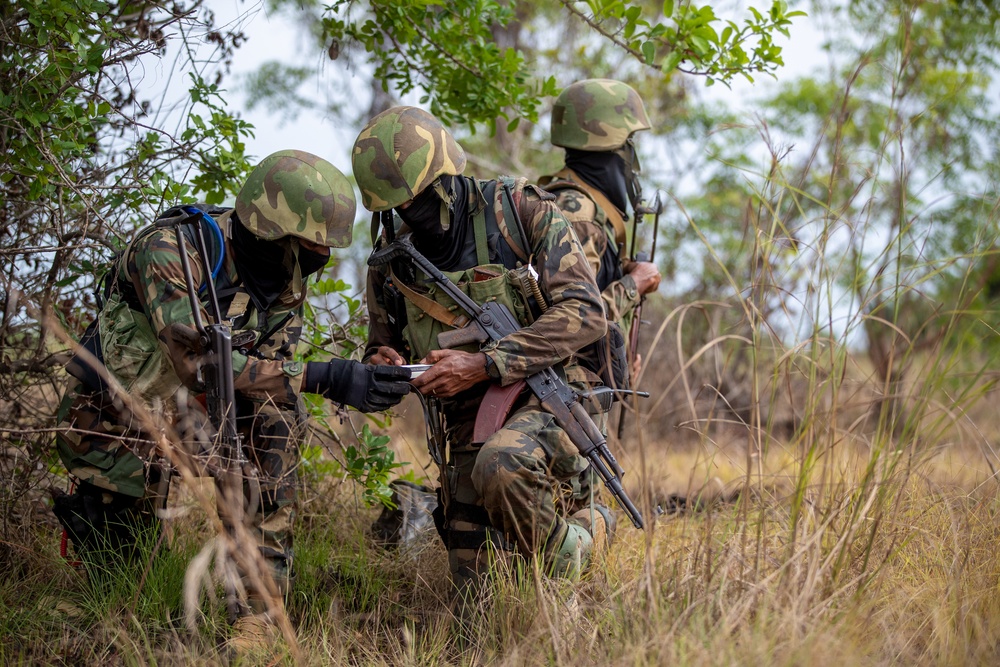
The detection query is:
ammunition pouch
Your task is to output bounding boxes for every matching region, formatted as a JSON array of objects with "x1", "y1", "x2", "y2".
[{"x1": 400, "y1": 262, "x2": 532, "y2": 361}]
